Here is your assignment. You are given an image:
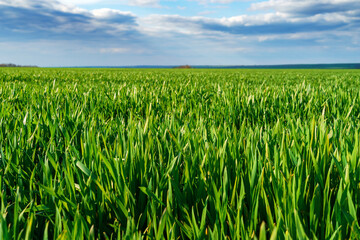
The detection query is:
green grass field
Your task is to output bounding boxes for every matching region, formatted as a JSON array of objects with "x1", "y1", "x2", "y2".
[{"x1": 1, "y1": 68, "x2": 360, "y2": 239}]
